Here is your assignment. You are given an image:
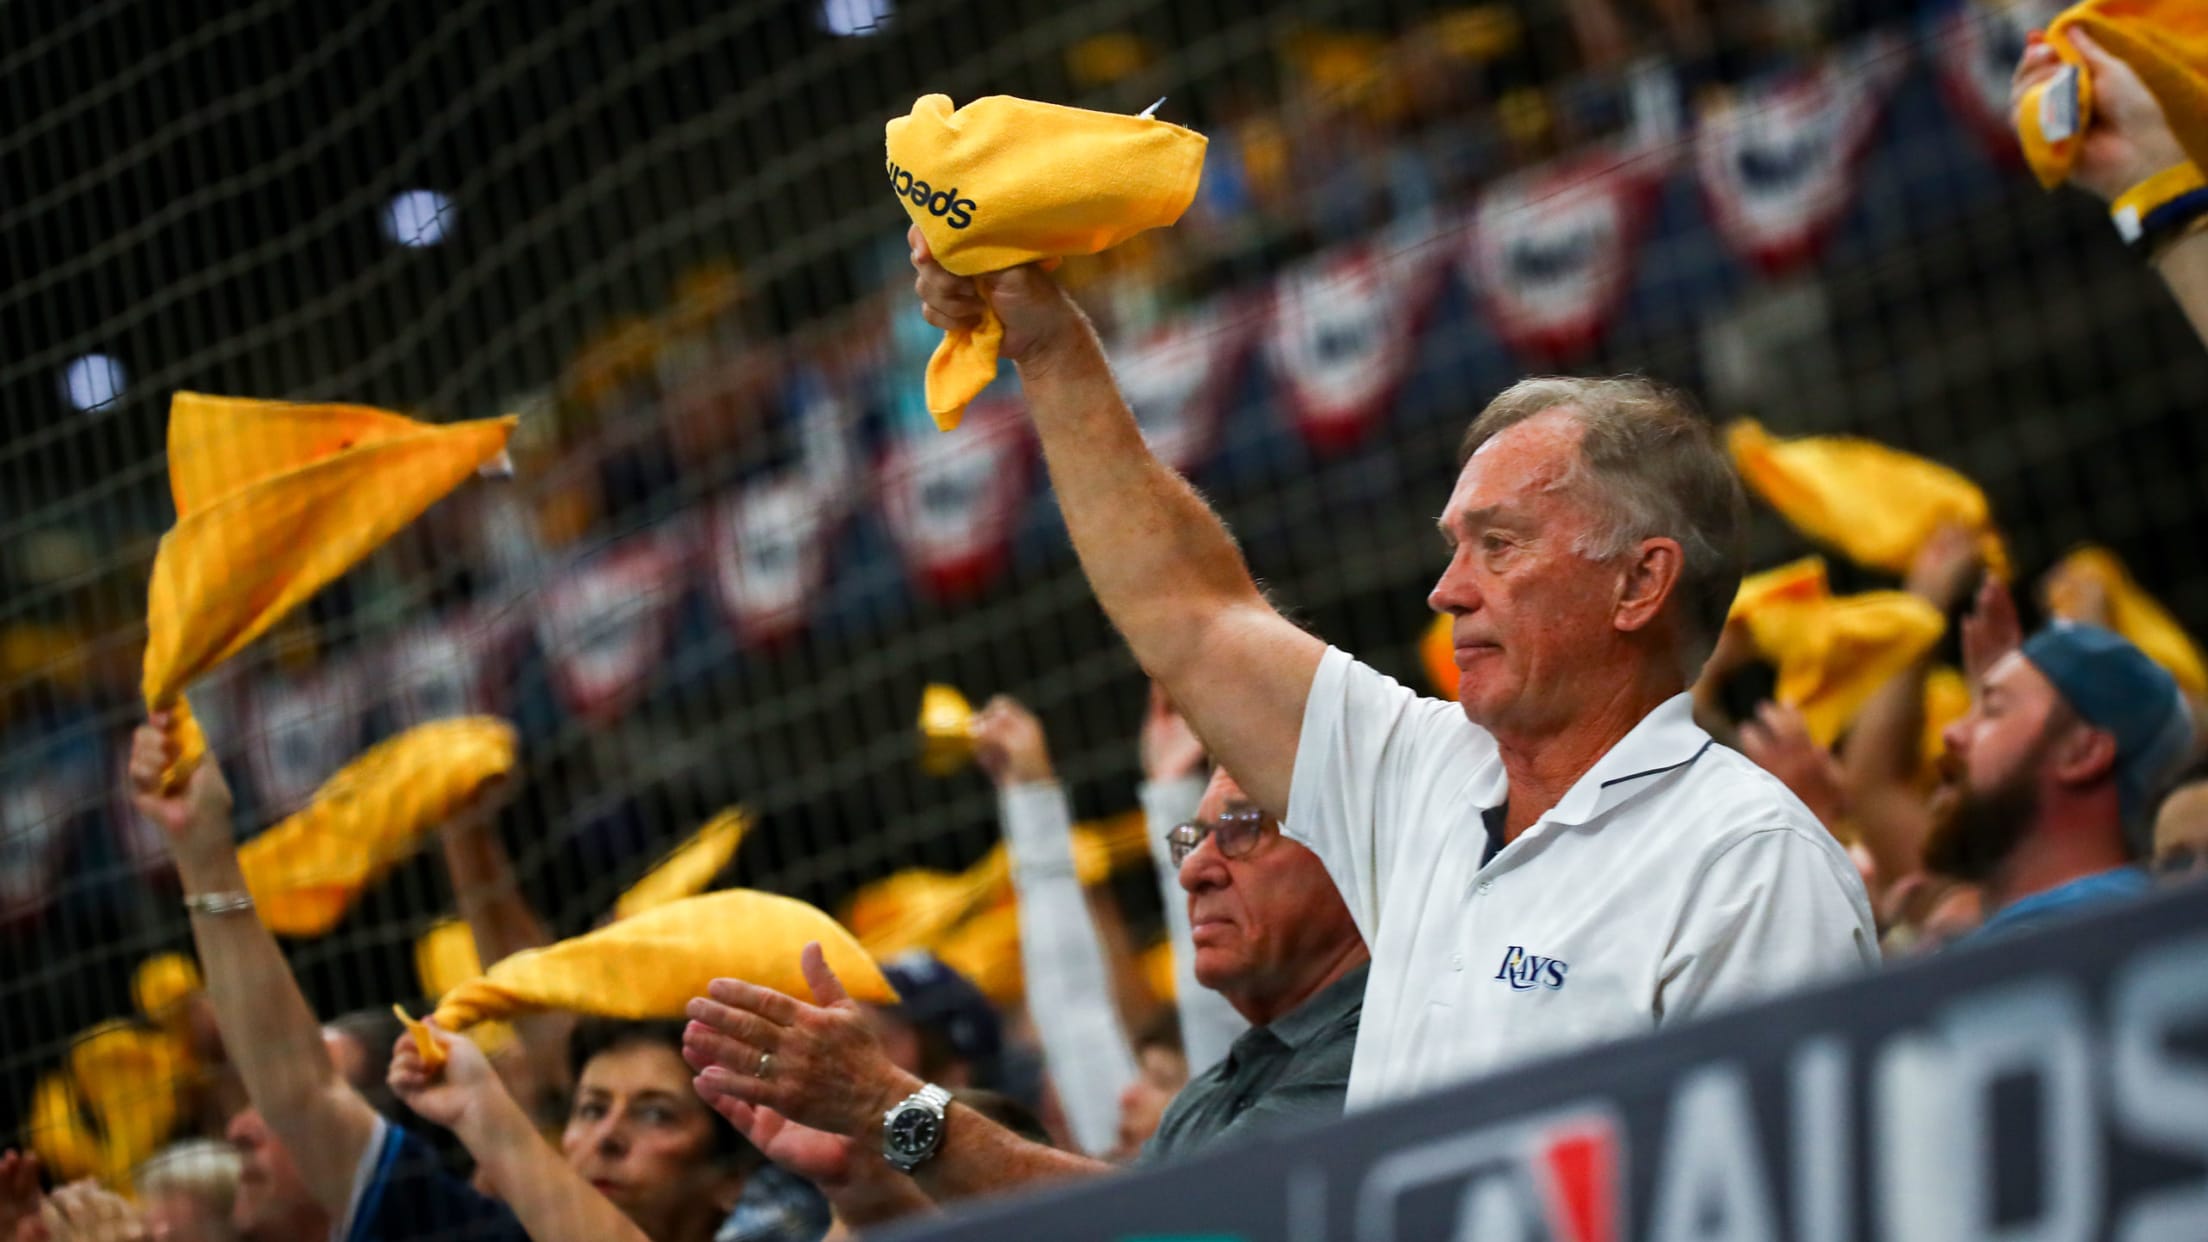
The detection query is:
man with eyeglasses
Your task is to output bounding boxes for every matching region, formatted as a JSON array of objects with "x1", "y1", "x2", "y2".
[{"x1": 679, "y1": 767, "x2": 1368, "y2": 1210}]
